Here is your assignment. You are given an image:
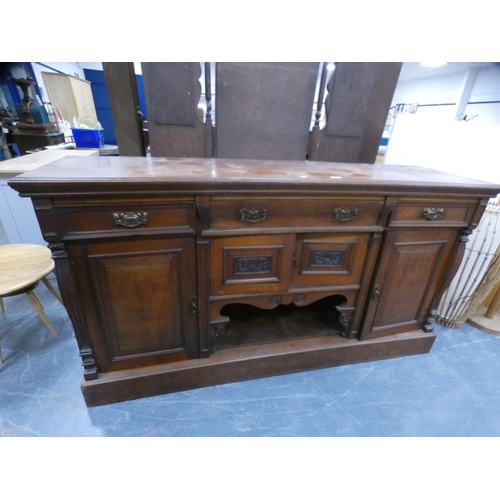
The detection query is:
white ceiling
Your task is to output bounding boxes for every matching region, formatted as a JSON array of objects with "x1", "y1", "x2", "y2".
[{"x1": 398, "y1": 62, "x2": 498, "y2": 82}]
